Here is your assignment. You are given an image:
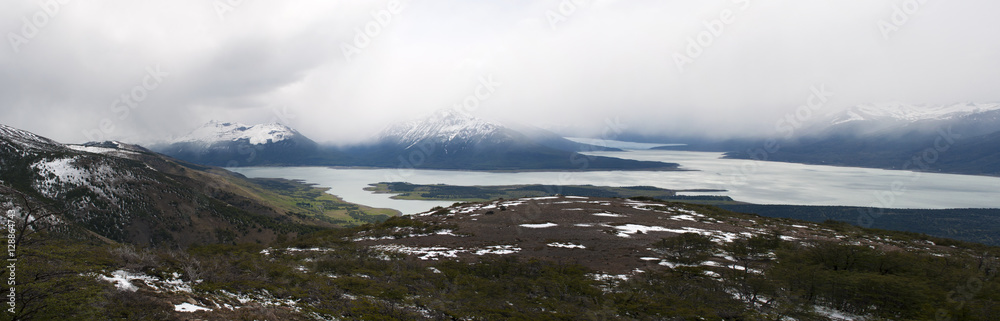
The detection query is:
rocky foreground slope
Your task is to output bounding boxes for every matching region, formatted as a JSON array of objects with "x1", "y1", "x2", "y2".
[{"x1": 61, "y1": 196, "x2": 998, "y2": 320}]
